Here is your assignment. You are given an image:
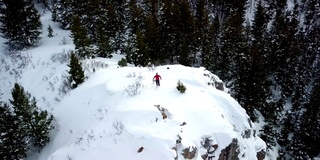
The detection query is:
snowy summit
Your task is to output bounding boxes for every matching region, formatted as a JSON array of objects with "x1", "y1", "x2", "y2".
[{"x1": 40, "y1": 63, "x2": 266, "y2": 160}]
